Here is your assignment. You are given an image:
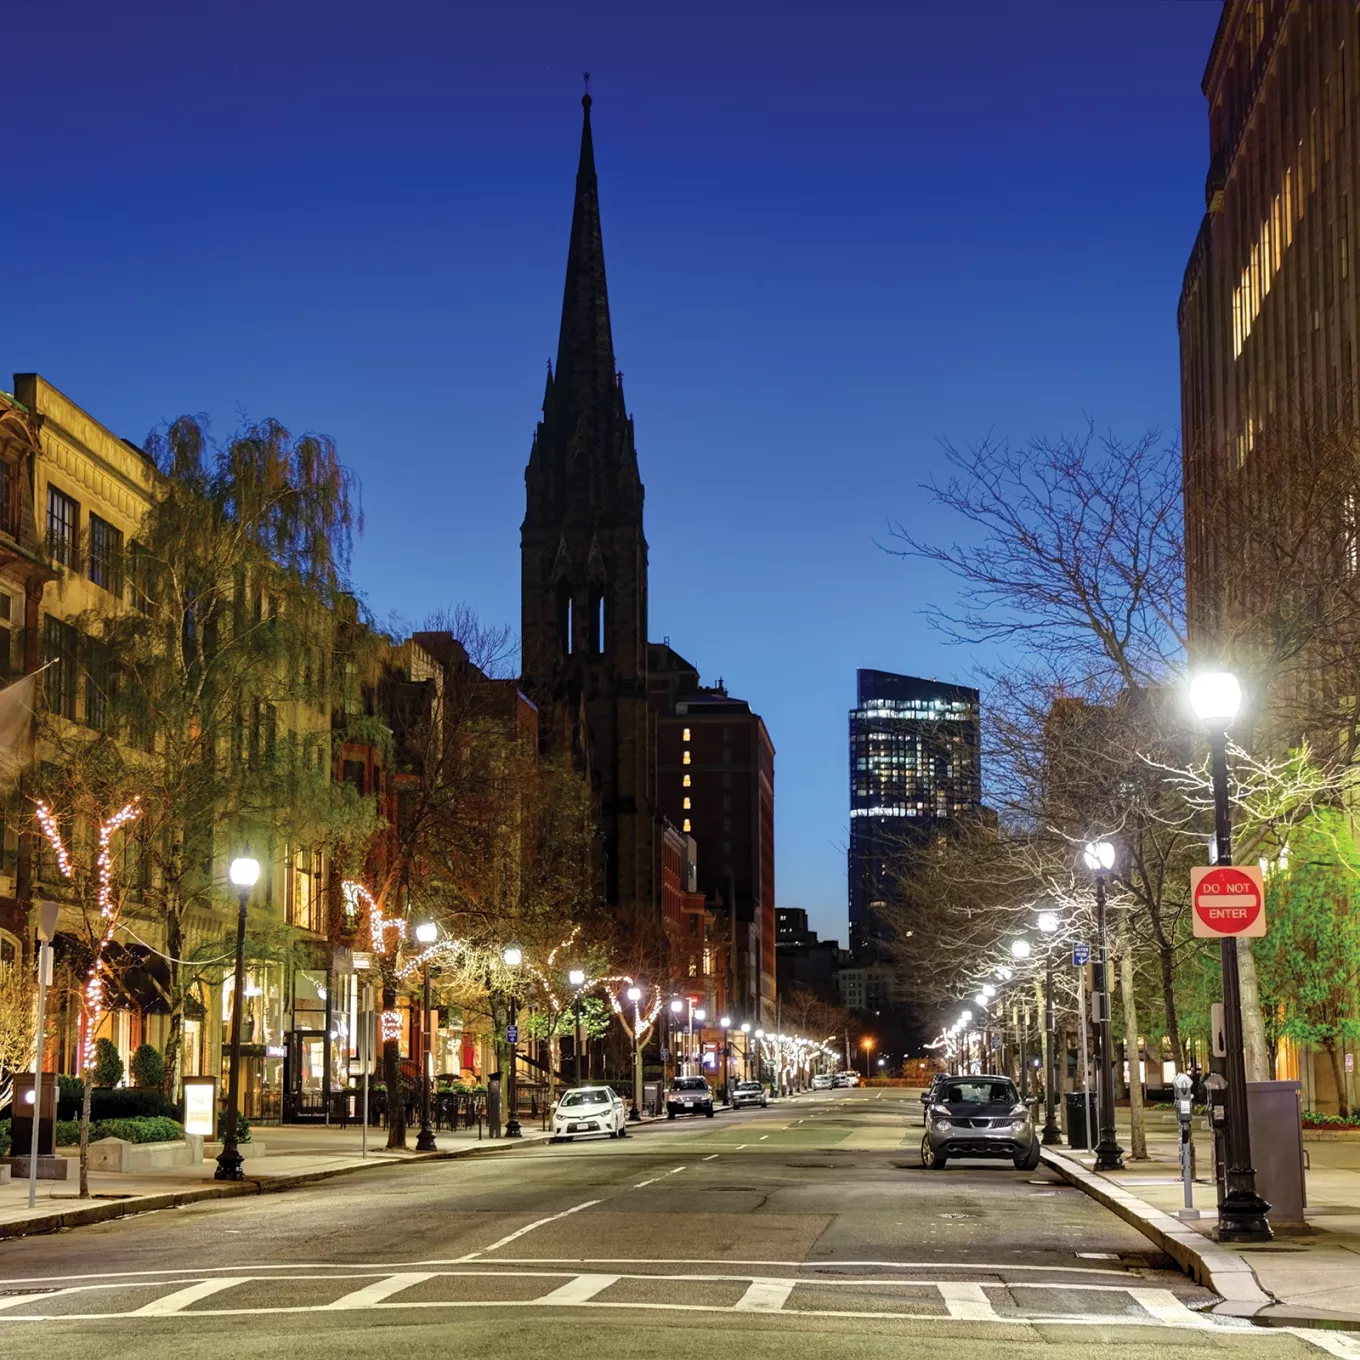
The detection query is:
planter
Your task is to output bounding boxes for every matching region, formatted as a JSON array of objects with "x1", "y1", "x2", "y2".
[{"x1": 81, "y1": 1135, "x2": 203, "y2": 1173}]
